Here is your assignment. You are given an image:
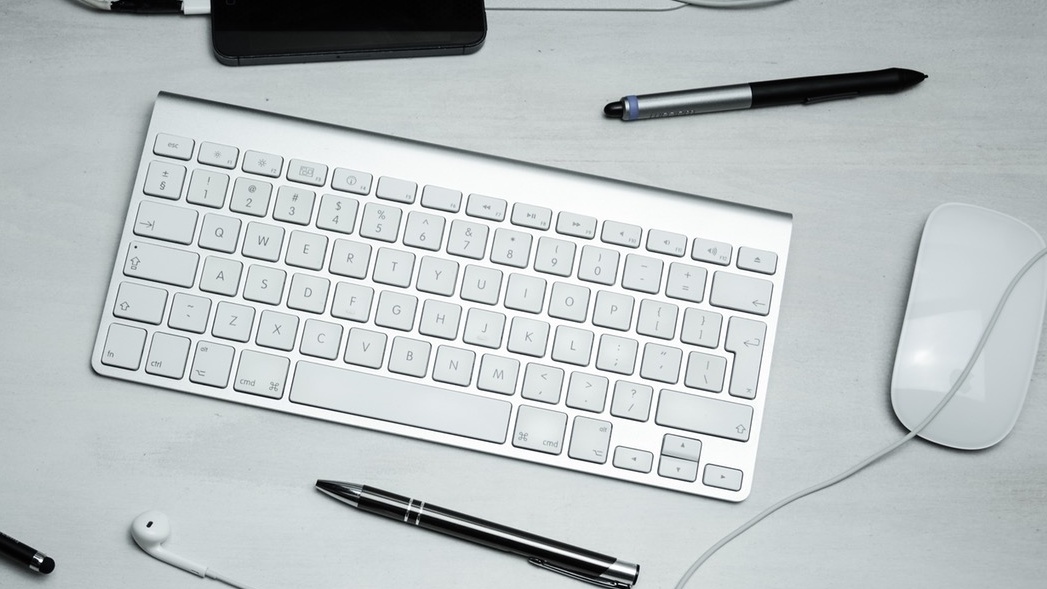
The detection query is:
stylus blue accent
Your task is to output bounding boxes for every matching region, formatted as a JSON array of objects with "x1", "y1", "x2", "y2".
[{"x1": 626, "y1": 95, "x2": 639, "y2": 121}]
